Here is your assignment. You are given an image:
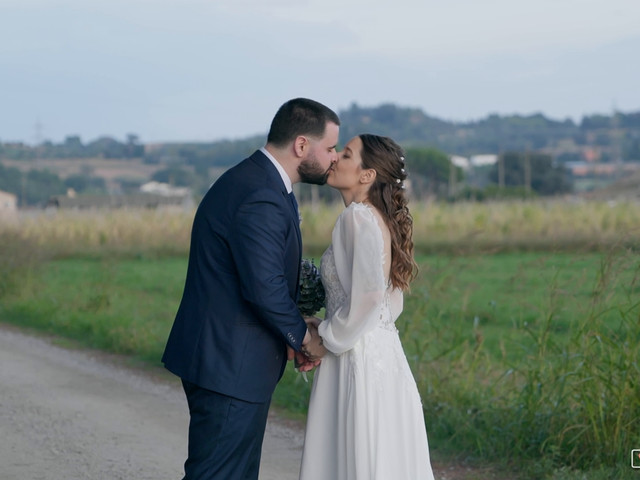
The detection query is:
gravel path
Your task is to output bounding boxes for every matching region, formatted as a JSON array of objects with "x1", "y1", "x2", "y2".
[
  {"x1": 0, "y1": 325, "x2": 505, "y2": 480},
  {"x1": 0, "y1": 326, "x2": 304, "y2": 480}
]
